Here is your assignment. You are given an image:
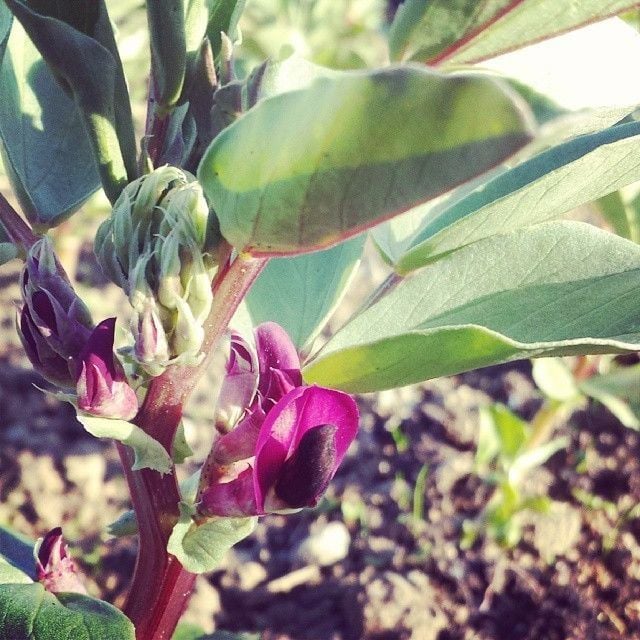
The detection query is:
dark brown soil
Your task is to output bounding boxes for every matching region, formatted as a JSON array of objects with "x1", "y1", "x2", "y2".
[{"x1": 2, "y1": 258, "x2": 640, "y2": 640}]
